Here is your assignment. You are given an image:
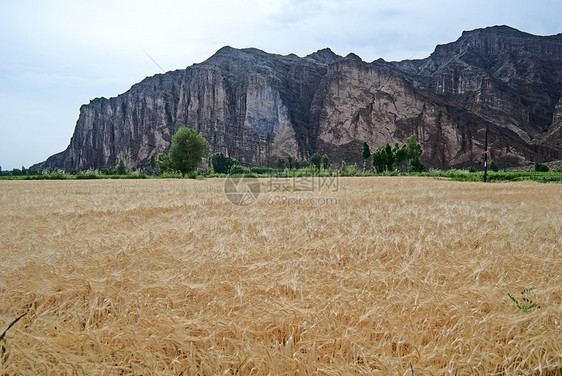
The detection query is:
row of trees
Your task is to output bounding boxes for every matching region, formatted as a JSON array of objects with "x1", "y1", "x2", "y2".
[
  {"x1": 95, "y1": 127, "x2": 211, "y2": 177},
  {"x1": 362, "y1": 135, "x2": 424, "y2": 173},
  {"x1": 272, "y1": 136, "x2": 424, "y2": 175},
  {"x1": 1, "y1": 129, "x2": 426, "y2": 178},
  {"x1": 157, "y1": 127, "x2": 338, "y2": 177},
  {"x1": 275, "y1": 153, "x2": 331, "y2": 171},
  {"x1": 0, "y1": 166, "x2": 42, "y2": 176}
]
